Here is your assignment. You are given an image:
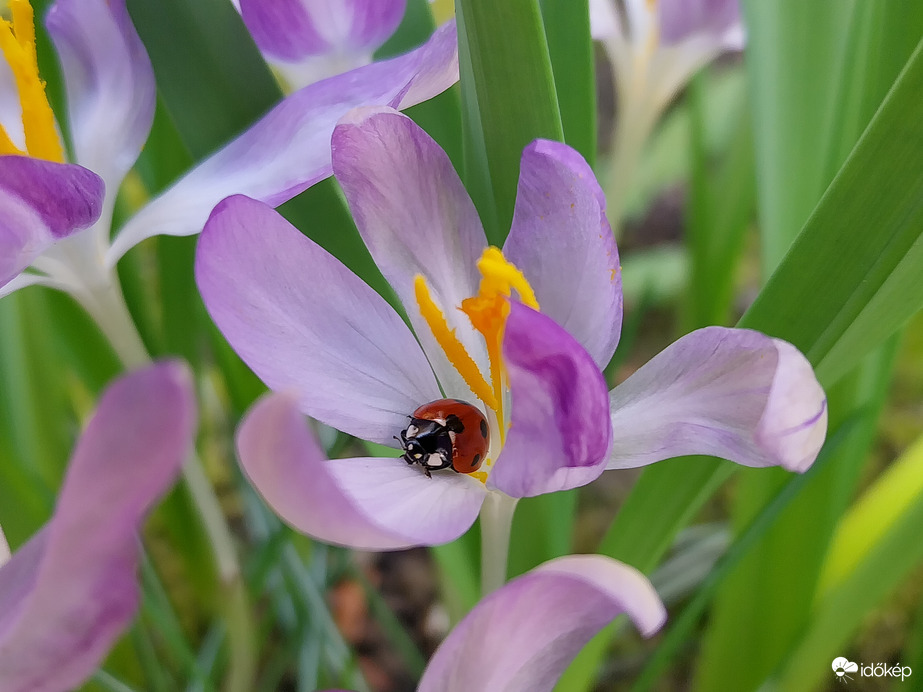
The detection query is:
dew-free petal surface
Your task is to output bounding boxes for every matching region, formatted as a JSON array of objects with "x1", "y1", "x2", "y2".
[
  {"x1": 46, "y1": 0, "x2": 155, "y2": 193},
  {"x1": 196, "y1": 195, "x2": 441, "y2": 444},
  {"x1": 333, "y1": 107, "x2": 489, "y2": 400},
  {"x1": 417, "y1": 555, "x2": 666, "y2": 692},
  {"x1": 108, "y1": 21, "x2": 458, "y2": 263},
  {"x1": 237, "y1": 392, "x2": 486, "y2": 550},
  {"x1": 0, "y1": 362, "x2": 195, "y2": 692},
  {"x1": 606, "y1": 327, "x2": 827, "y2": 472},
  {"x1": 489, "y1": 304, "x2": 612, "y2": 498},
  {"x1": 503, "y1": 140, "x2": 622, "y2": 369}
]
